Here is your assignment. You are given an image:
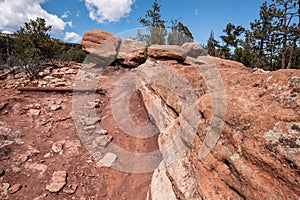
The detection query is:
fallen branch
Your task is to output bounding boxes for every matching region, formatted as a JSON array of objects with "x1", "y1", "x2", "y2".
[{"x1": 18, "y1": 87, "x2": 106, "y2": 95}]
